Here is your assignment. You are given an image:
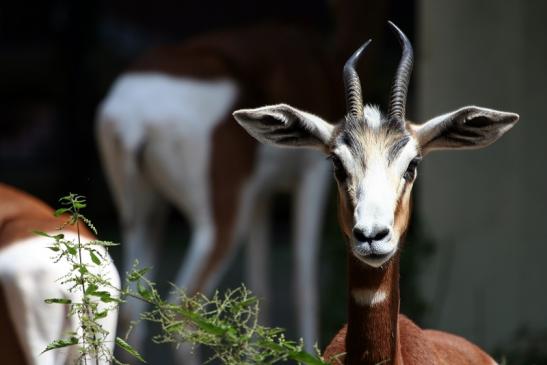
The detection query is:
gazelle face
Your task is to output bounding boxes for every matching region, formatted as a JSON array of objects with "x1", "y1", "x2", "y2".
[
  {"x1": 233, "y1": 22, "x2": 518, "y2": 269},
  {"x1": 329, "y1": 108, "x2": 420, "y2": 267}
]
